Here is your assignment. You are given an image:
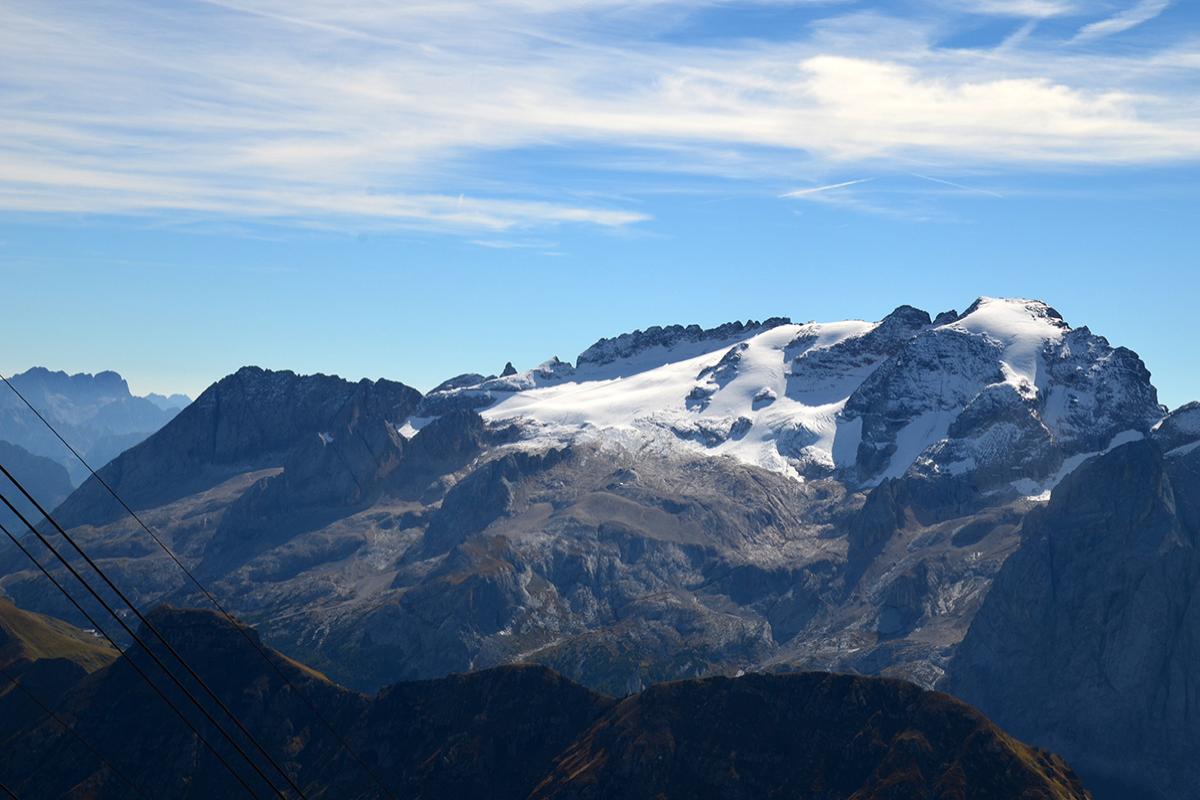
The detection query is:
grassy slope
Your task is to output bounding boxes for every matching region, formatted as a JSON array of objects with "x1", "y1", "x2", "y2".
[{"x1": 0, "y1": 596, "x2": 116, "y2": 674}]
